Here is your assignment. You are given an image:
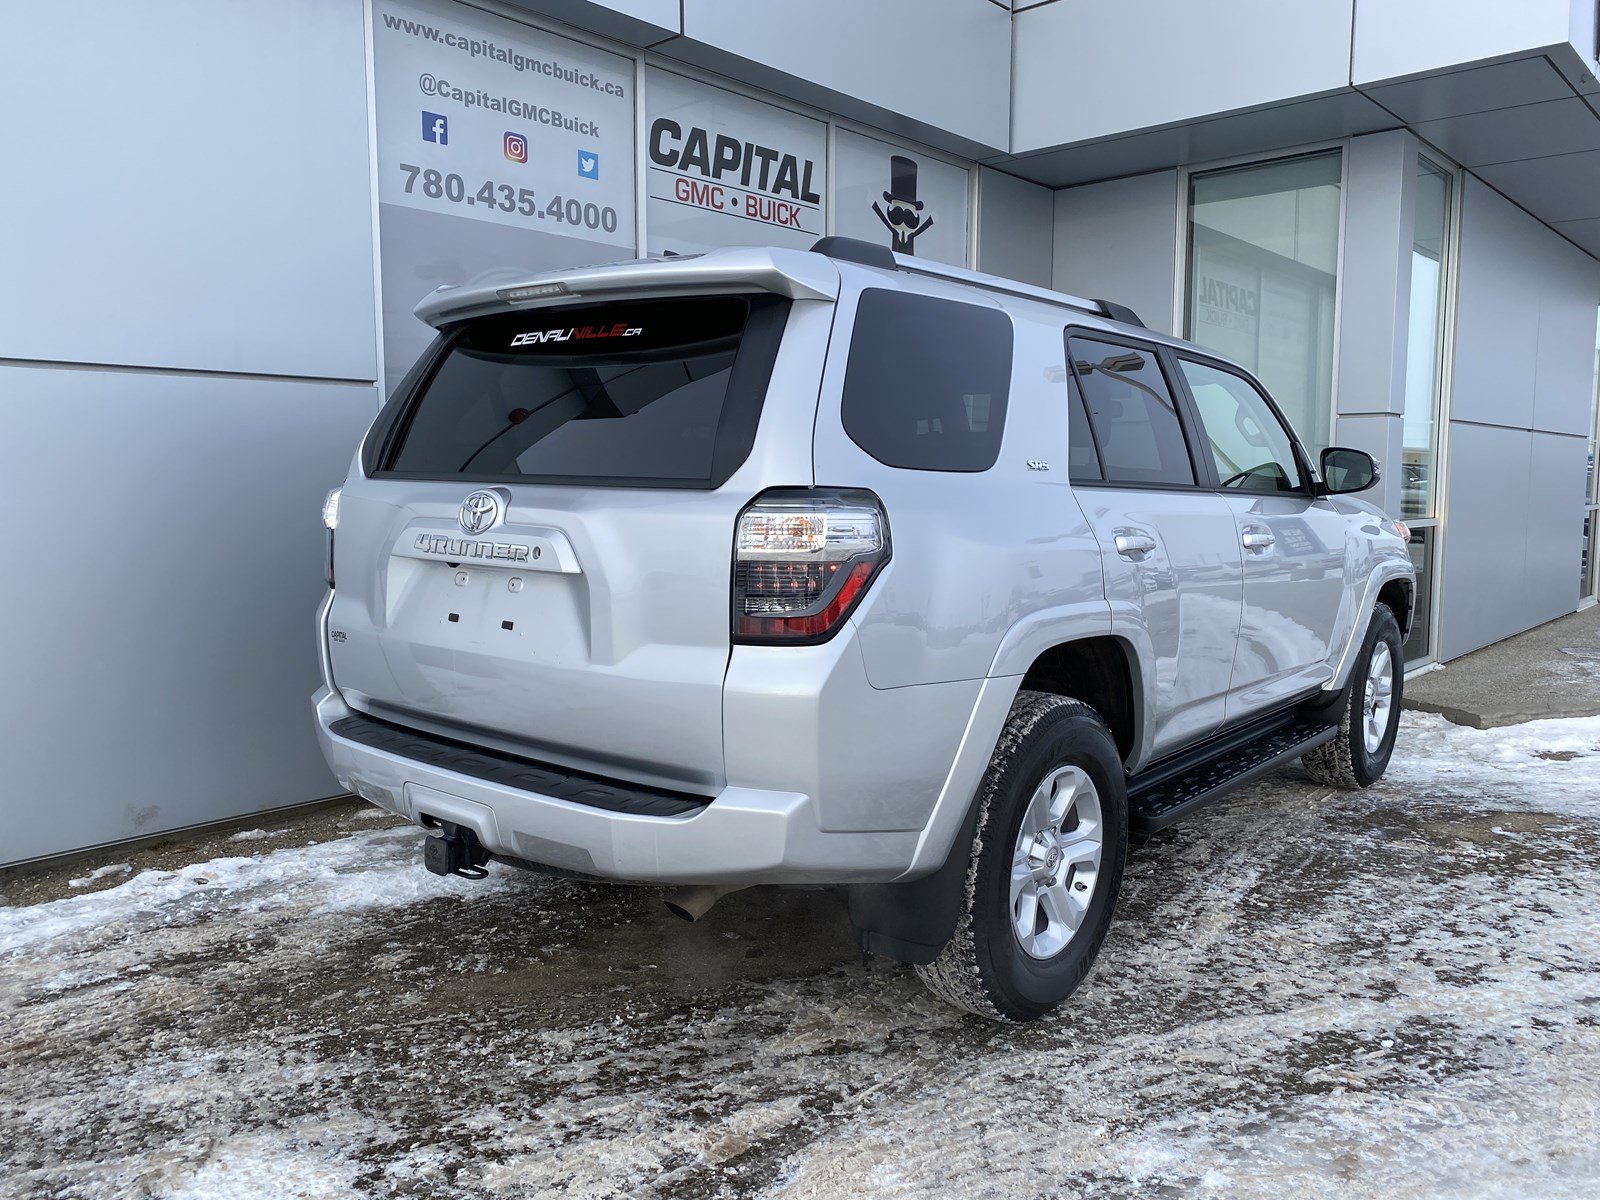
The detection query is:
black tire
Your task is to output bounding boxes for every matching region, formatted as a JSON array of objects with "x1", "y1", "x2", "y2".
[
  {"x1": 1303, "y1": 605, "x2": 1404, "y2": 789},
  {"x1": 916, "y1": 692, "x2": 1128, "y2": 1022}
]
